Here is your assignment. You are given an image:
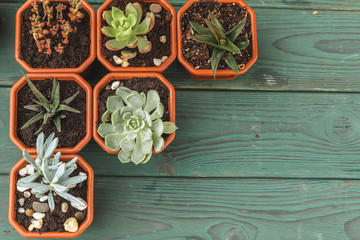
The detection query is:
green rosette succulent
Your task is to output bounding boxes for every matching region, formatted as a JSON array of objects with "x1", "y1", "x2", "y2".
[
  {"x1": 190, "y1": 12, "x2": 250, "y2": 78},
  {"x1": 97, "y1": 87, "x2": 177, "y2": 165},
  {"x1": 101, "y1": 3, "x2": 155, "y2": 54}
]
